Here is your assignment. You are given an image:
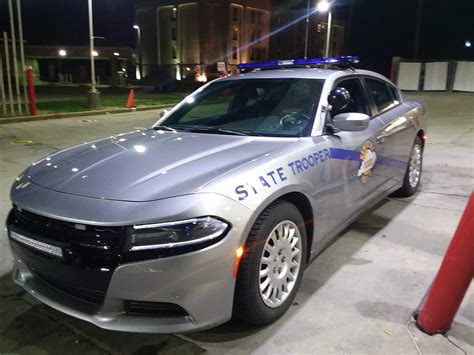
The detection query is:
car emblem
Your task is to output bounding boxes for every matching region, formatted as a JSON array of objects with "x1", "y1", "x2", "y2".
[{"x1": 358, "y1": 140, "x2": 377, "y2": 184}]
